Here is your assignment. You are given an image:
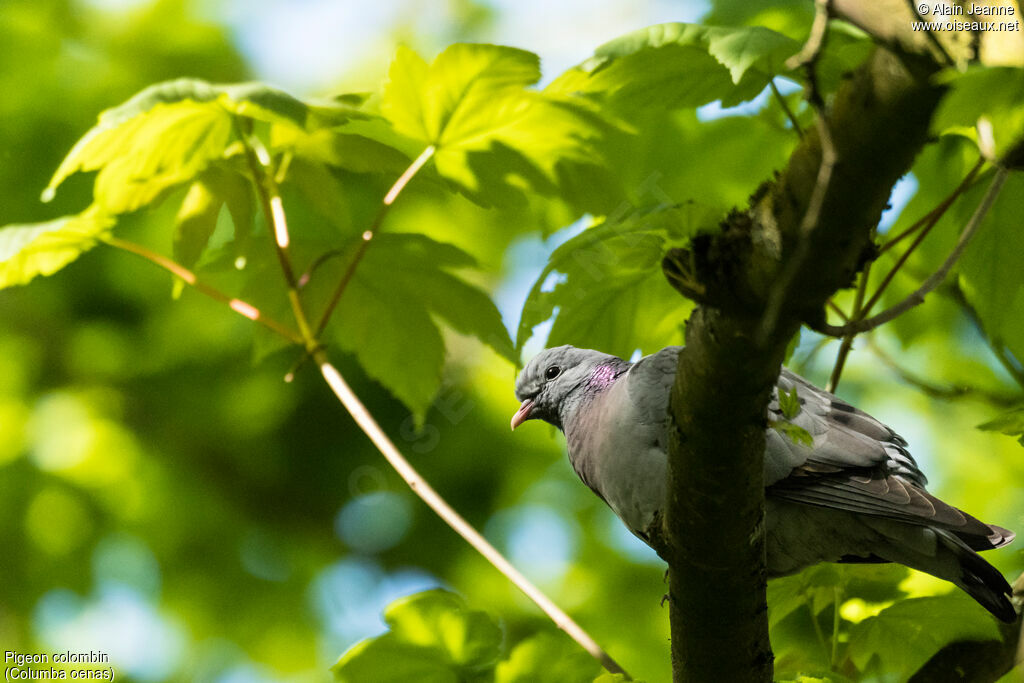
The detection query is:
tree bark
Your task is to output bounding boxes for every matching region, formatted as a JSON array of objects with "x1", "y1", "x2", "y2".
[{"x1": 663, "y1": 45, "x2": 945, "y2": 682}]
